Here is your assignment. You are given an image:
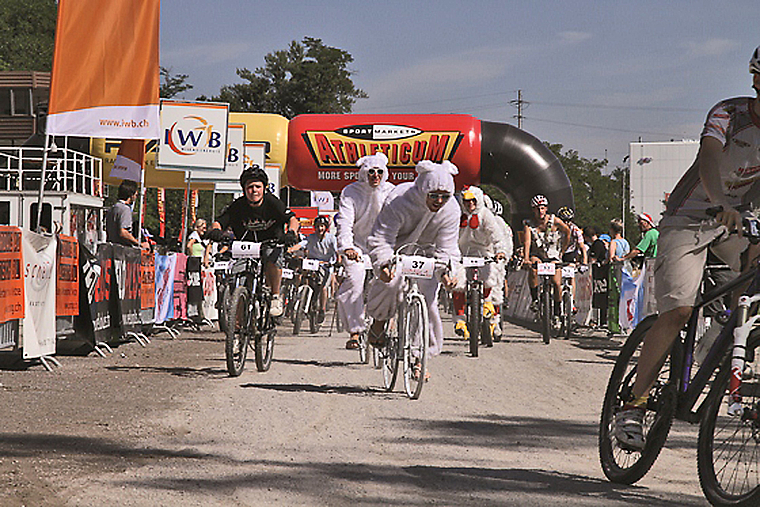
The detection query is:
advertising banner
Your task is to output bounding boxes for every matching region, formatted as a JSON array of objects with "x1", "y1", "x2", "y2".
[
  {"x1": 292, "y1": 207, "x2": 320, "y2": 235},
  {"x1": 188, "y1": 123, "x2": 246, "y2": 182},
  {"x1": 154, "y1": 253, "x2": 176, "y2": 324},
  {"x1": 0, "y1": 320, "x2": 18, "y2": 350},
  {"x1": 141, "y1": 249, "x2": 155, "y2": 311},
  {"x1": 21, "y1": 229, "x2": 57, "y2": 359},
  {"x1": 173, "y1": 253, "x2": 188, "y2": 321},
  {"x1": 186, "y1": 255, "x2": 203, "y2": 319},
  {"x1": 202, "y1": 267, "x2": 217, "y2": 321},
  {"x1": 287, "y1": 114, "x2": 481, "y2": 191},
  {"x1": 55, "y1": 234, "x2": 79, "y2": 316},
  {"x1": 0, "y1": 226, "x2": 24, "y2": 324},
  {"x1": 89, "y1": 243, "x2": 113, "y2": 343},
  {"x1": 229, "y1": 112, "x2": 289, "y2": 183},
  {"x1": 47, "y1": 0, "x2": 160, "y2": 138},
  {"x1": 158, "y1": 100, "x2": 229, "y2": 170},
  {"x1": 112, "y1": 245, "x2": 142, "y2": 335}
]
